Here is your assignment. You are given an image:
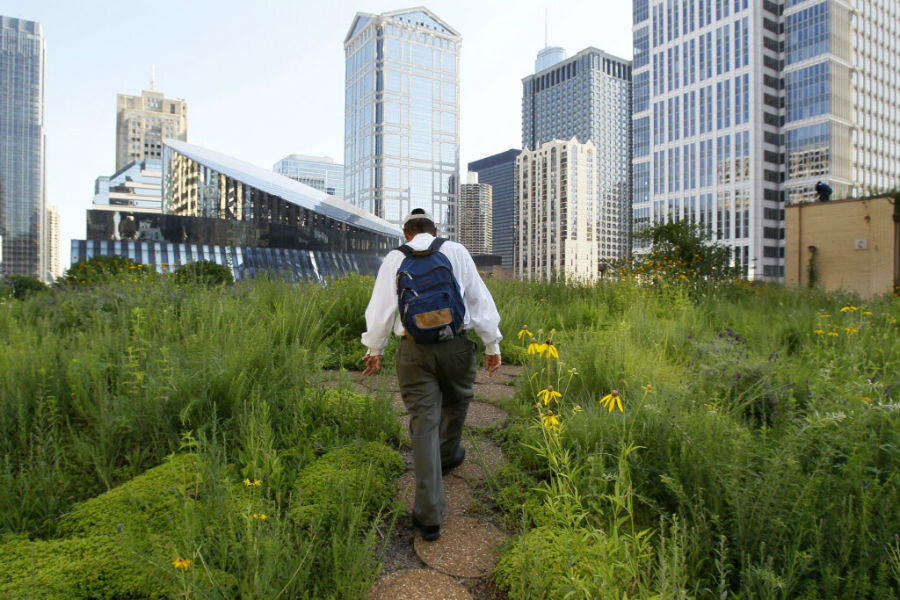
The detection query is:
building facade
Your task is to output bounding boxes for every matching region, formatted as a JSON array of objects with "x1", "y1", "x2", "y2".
[
  {"x1": 116, "y1": 89, "x2": 187, "y2": 171},
  {"x1": 785, "y1": 195, "x2": 899, "y2": 298},
  {"x1": 522, "y1": 46, "x2": 632, "y2": 261},
  {"x1": 0, "y1": 16, "x2": 45, "y2": 280},
  {"x1": 45, "y1": 204, "x2": 59, "y2": 280},
  {"x1": 93, "y1": 159, "x2": 163, "y2": 213},
  {"x1": 273, "y1": 155, "x2": 344, "y2": 197},
  {"x1": 458, "y1": 173, "x2": 492, "y2": 255},
  {"x1": 784, "y1": 0, "x2": 900, "y2": 204},
  {"x1": 344, "y1": 8, "x2": 461, "y2": 236},
  {"x1": 632, "y1": 0, "x2": 900, "y2": 280},
  {"x1": 515, "y1": 139, "x2": 599, "y2": 282},
  {"x1": 468, "y1": 149, "x2": 520, "y2": 270}
]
